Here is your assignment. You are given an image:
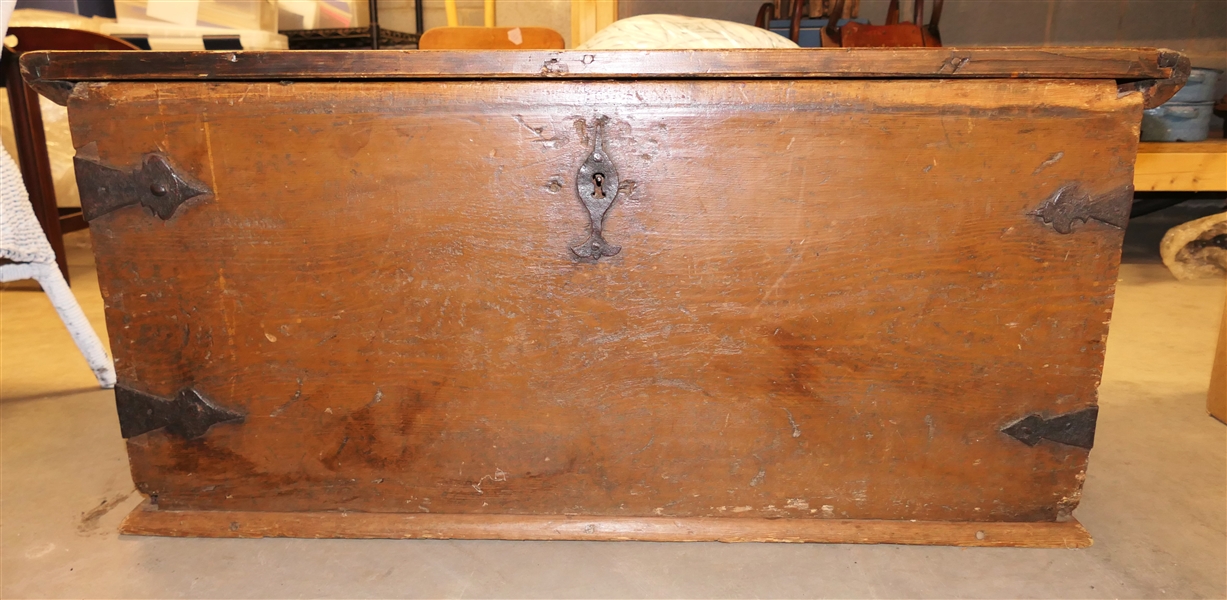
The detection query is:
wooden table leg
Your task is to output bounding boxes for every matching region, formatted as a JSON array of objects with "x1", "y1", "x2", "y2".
[{"x1": 1209, "y1": 290, "x2": 1227, "y2": 424}]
